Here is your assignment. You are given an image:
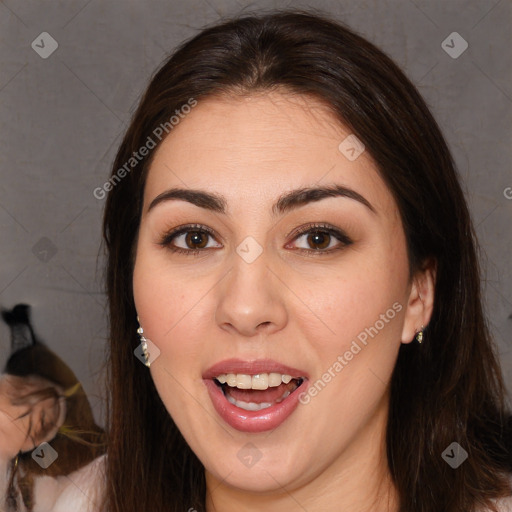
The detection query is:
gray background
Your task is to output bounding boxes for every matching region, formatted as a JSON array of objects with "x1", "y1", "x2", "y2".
[{"x1": 0, "y1": 0, "x2": 511, "y2": 427}]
